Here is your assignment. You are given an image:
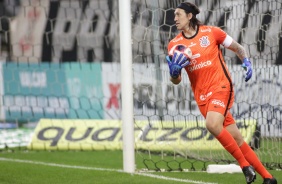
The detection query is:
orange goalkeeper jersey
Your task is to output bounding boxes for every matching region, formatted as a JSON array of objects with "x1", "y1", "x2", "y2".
[{"x1": 167, "y1": 25, "x2": 233, "y2": 105}]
